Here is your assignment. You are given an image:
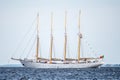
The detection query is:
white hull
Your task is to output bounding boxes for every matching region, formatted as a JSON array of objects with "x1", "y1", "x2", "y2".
[{"x1": 20, "y1": 60, "x2": 104, "y2": 68}]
